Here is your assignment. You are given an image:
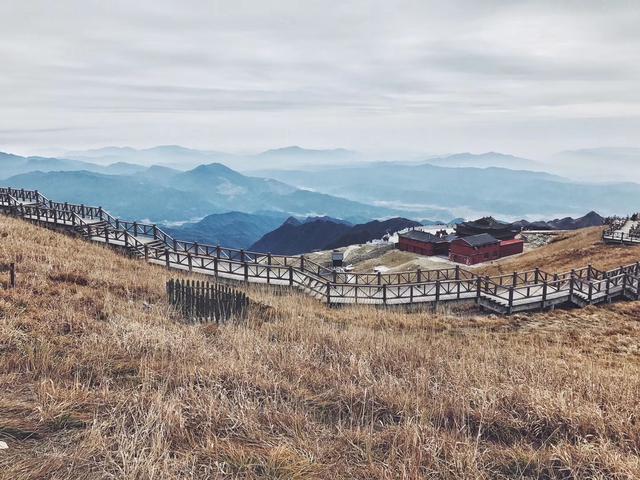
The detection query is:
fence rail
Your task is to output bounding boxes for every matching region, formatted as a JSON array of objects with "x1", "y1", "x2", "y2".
[{"x1": 2, "y1": 186, "x2": 640, "y2": 314}]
